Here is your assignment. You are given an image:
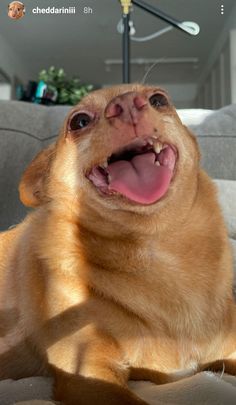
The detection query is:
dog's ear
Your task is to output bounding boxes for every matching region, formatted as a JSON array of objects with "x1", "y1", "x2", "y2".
[{"x1": 19, "y1": 143, "x2": 56, "y2": 207}]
